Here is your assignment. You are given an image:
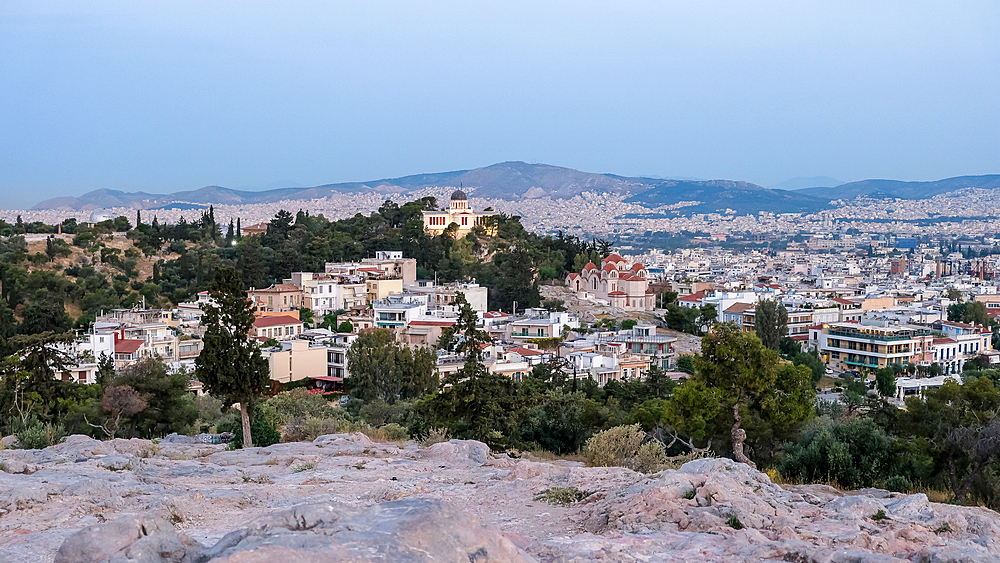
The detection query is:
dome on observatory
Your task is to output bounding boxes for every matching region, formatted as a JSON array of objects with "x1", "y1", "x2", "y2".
[
  {"x1": 89, "y1": 209, "x2": 116, "y2": 223},
  {"x1": 450, "y1": 189, "x2": 467, "y2": 201}
]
